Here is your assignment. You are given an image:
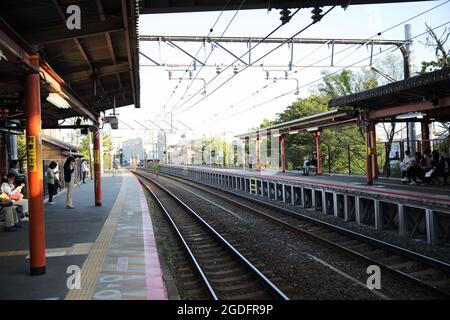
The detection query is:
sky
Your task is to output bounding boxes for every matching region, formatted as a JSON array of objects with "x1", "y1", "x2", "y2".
[{"x1": 111, "y1": 0, "x2": 450, "y2": 147}]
